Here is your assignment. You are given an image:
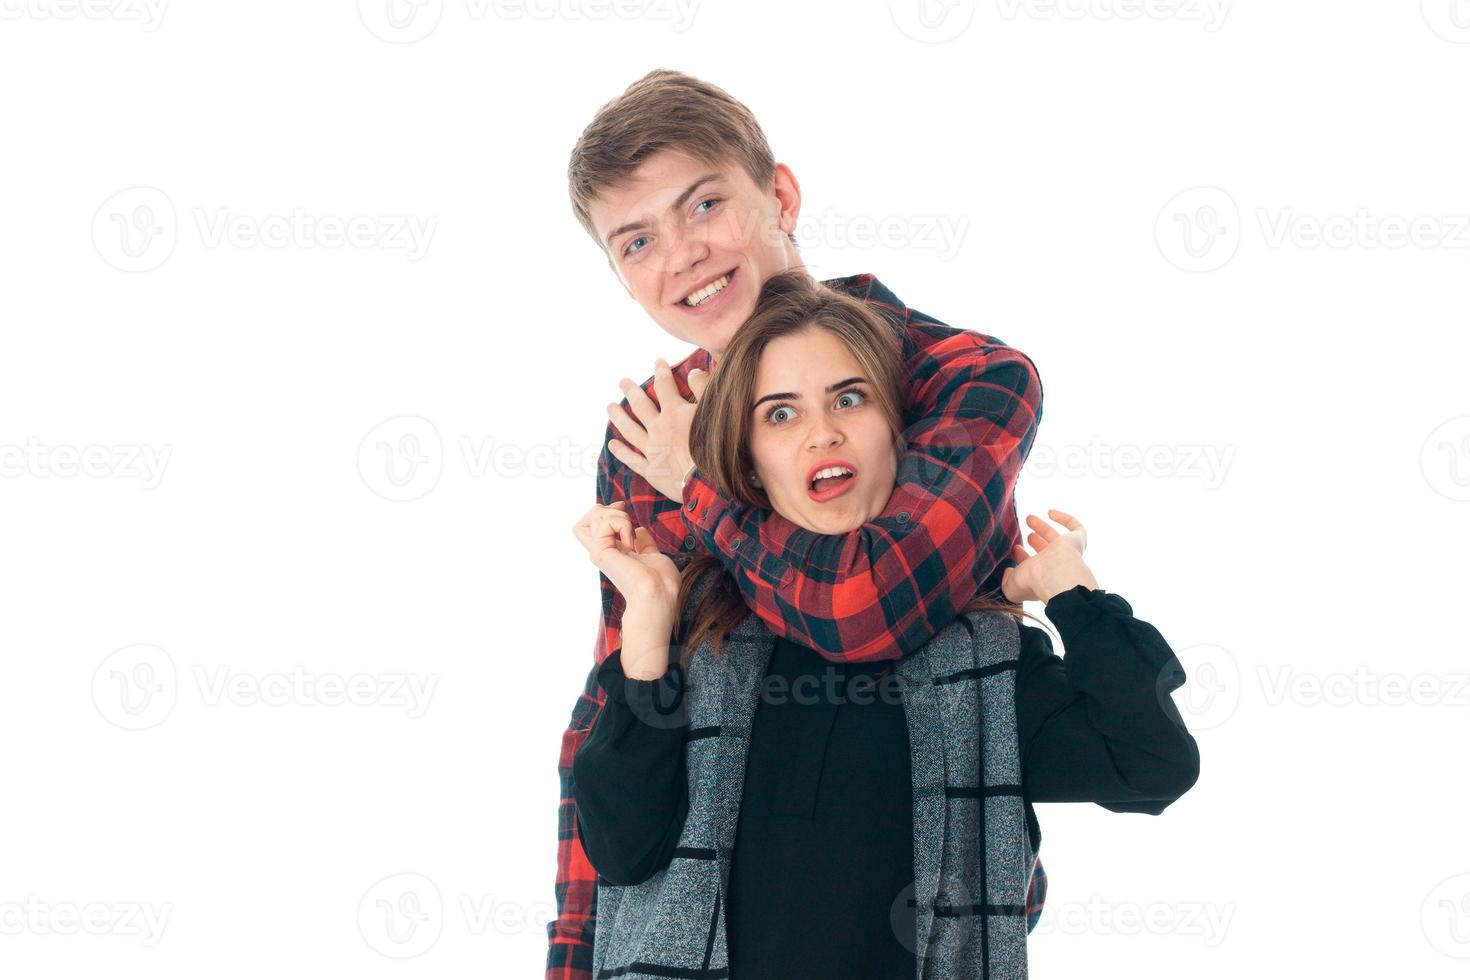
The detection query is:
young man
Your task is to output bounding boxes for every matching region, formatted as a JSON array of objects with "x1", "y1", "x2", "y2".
[{"x1": 548, "y1": 70, "x2": 1045, "y2": 978}]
